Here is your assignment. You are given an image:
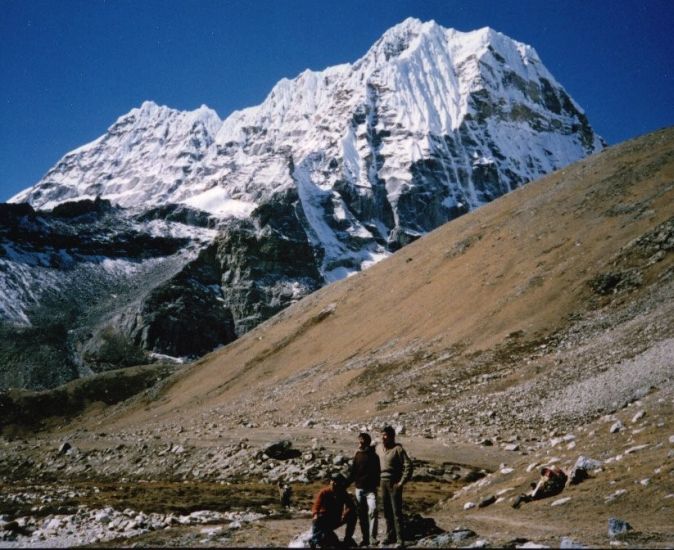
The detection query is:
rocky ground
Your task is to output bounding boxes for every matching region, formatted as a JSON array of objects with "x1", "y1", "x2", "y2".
[{"x1": 1, "y1": 381, "x2": 672, "y2": 548}]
